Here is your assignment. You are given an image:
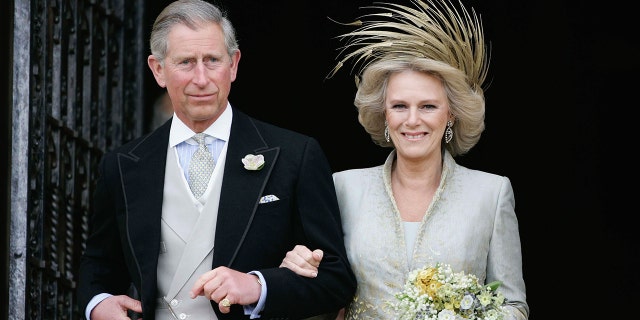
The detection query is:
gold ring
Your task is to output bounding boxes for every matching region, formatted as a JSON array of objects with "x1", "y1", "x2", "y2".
[{"x1": 221, "y1": 298, "x2": 231, "y2": 307}]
